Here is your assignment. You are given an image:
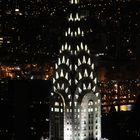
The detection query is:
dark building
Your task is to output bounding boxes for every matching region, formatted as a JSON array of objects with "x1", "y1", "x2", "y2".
[{"x1": 0, "y1": 79, "x2": 51, "y2": 140}]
